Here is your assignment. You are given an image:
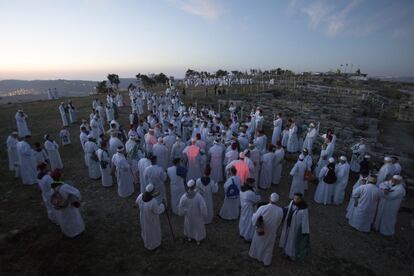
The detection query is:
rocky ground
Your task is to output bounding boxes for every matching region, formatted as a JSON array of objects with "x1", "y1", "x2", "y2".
[{"x1": 0, "y1": 88, "x2": 413, "y2": 276}]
